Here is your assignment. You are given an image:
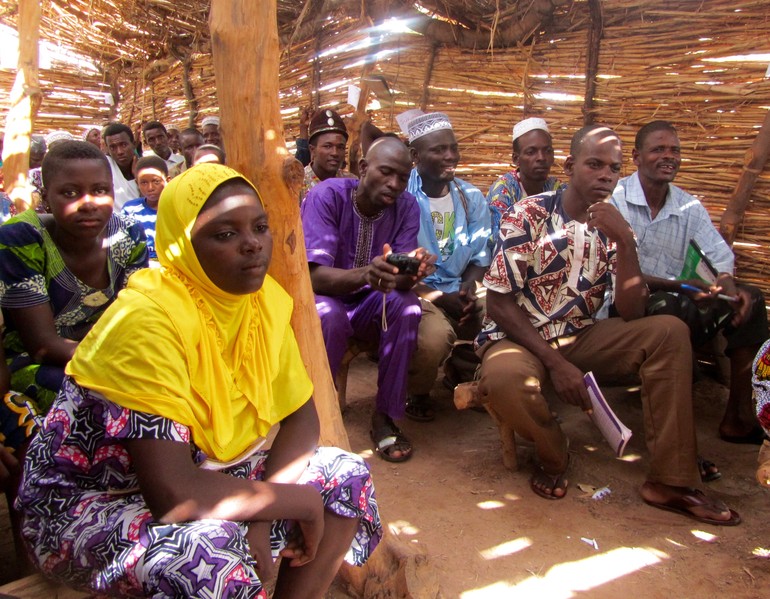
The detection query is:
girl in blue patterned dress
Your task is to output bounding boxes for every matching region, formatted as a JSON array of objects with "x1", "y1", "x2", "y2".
[
  {"x1": 16, "y1": 164, "x2": 382, "y2": 598},
  {"x1": 0, "y1": 140, "x2": 149, "y2": 439}
]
